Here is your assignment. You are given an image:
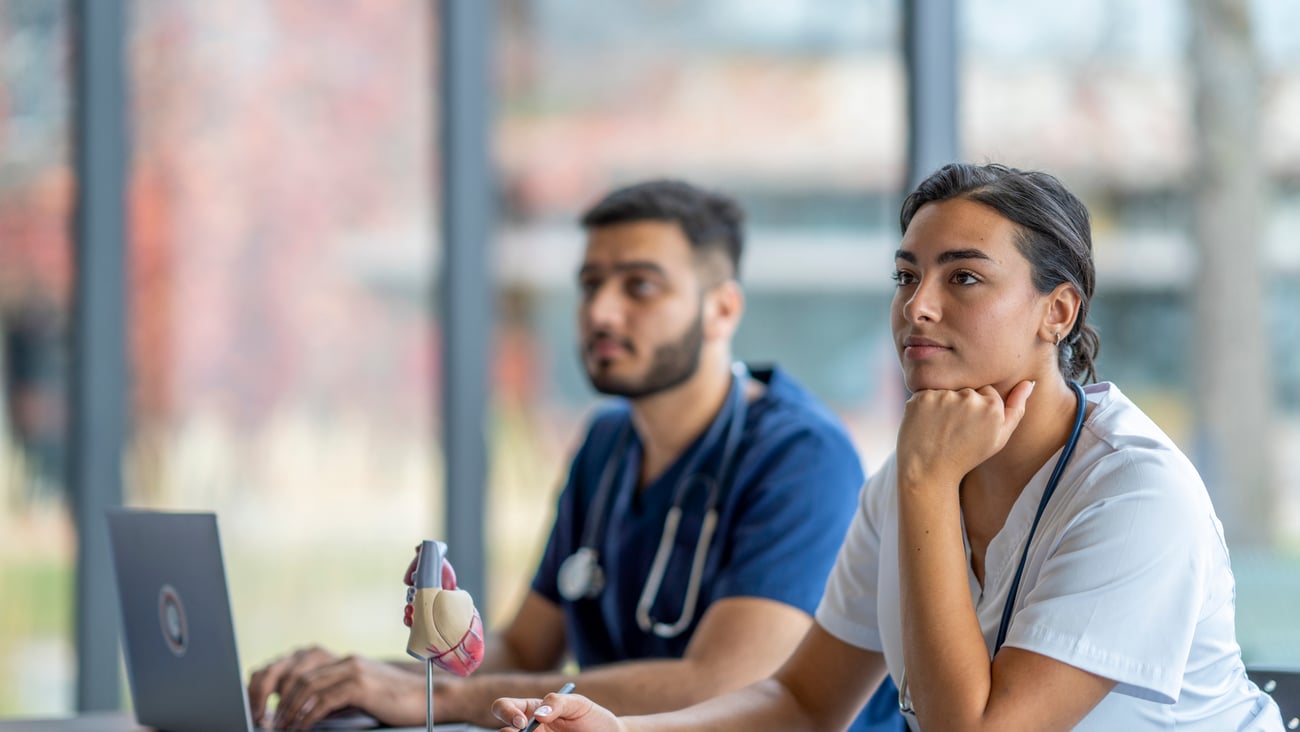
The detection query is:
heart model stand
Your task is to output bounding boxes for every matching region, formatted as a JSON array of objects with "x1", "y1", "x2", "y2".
[{"x1": 404, "y1": 539, "x2": 485, "y2": 732}]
